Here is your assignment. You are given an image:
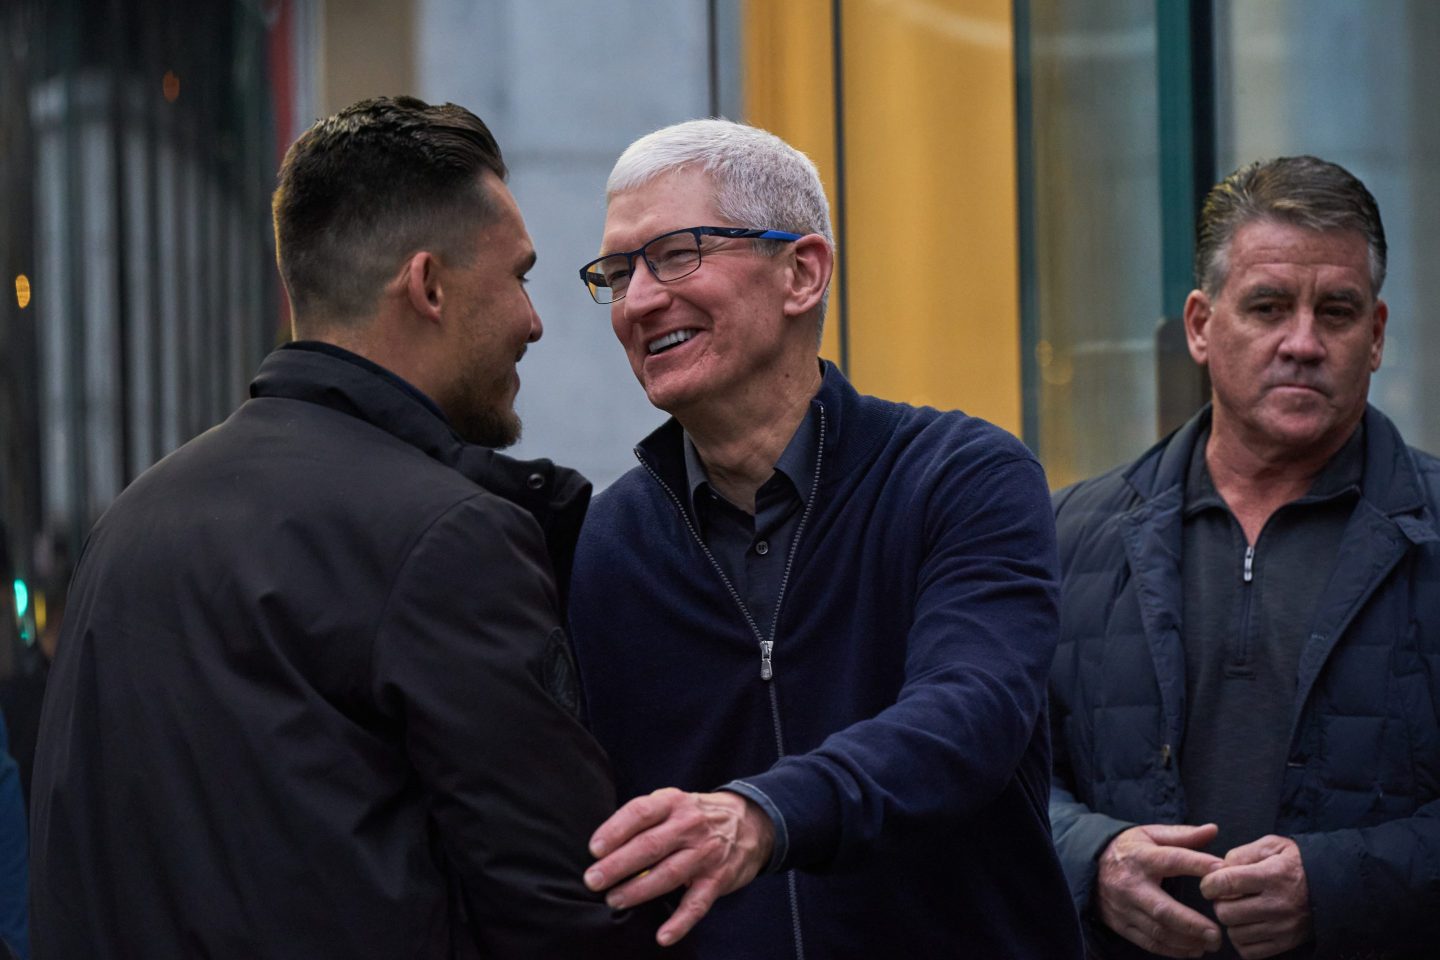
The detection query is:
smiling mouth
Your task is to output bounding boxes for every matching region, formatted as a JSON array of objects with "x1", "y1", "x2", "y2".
[{"x1": 647, "y1": 329, "x2": 698, "y2": 355}]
